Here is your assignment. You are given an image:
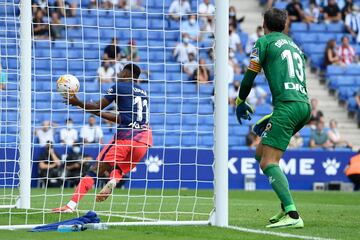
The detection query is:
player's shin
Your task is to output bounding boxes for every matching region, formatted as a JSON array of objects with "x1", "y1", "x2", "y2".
[
  {"x1": 68, "y1": 172, "x2": 96, "y2": 209},
  {"x1": 263, "y1": 164, "x2": 298, "y2": 219}
]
